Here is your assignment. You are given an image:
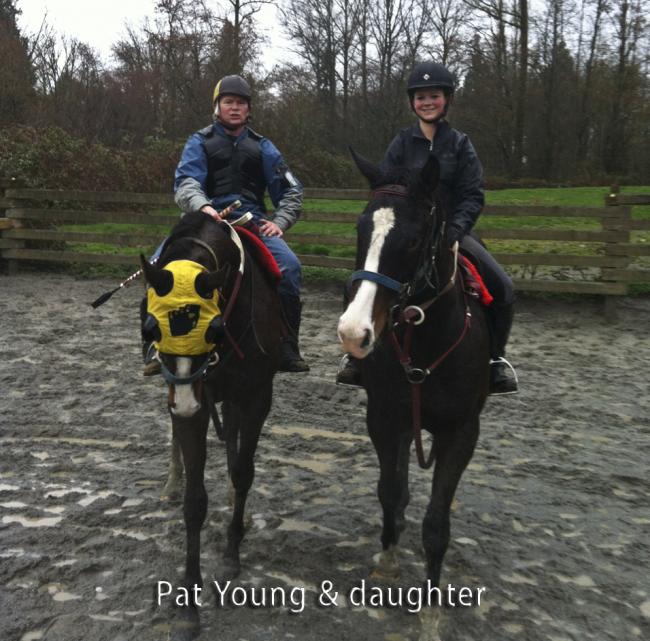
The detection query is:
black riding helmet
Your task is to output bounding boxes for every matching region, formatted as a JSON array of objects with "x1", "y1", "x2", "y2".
[
  {"x1": 407, "y1": 62, "x2": 455, "y2": 117},
  {"x1": 212, "y1": 75, "x2": 252, "y2": 107}
]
